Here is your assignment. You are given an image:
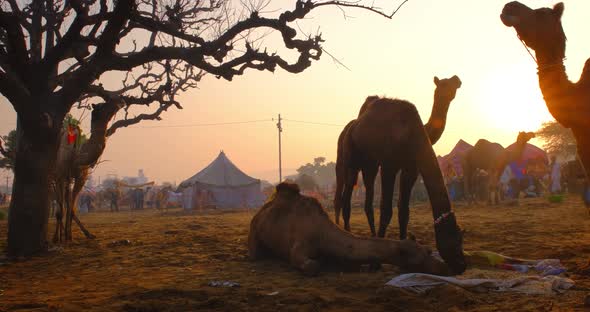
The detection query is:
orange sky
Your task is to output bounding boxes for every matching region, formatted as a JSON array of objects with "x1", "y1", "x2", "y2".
[{"x1": 1, "y1": 0, "x2": 589, "y2": 184}]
